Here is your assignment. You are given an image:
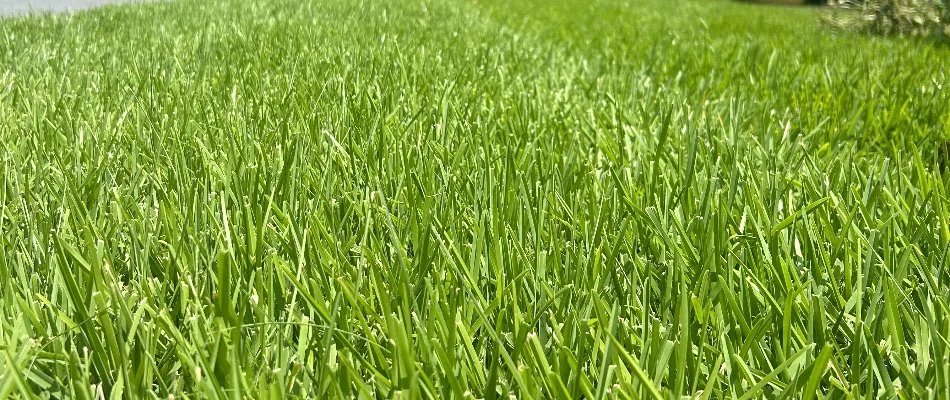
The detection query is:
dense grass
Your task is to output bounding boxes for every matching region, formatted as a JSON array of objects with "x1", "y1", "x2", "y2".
[{"x1": 1, "y1": 0, "x2": 949, "y2": 397}]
